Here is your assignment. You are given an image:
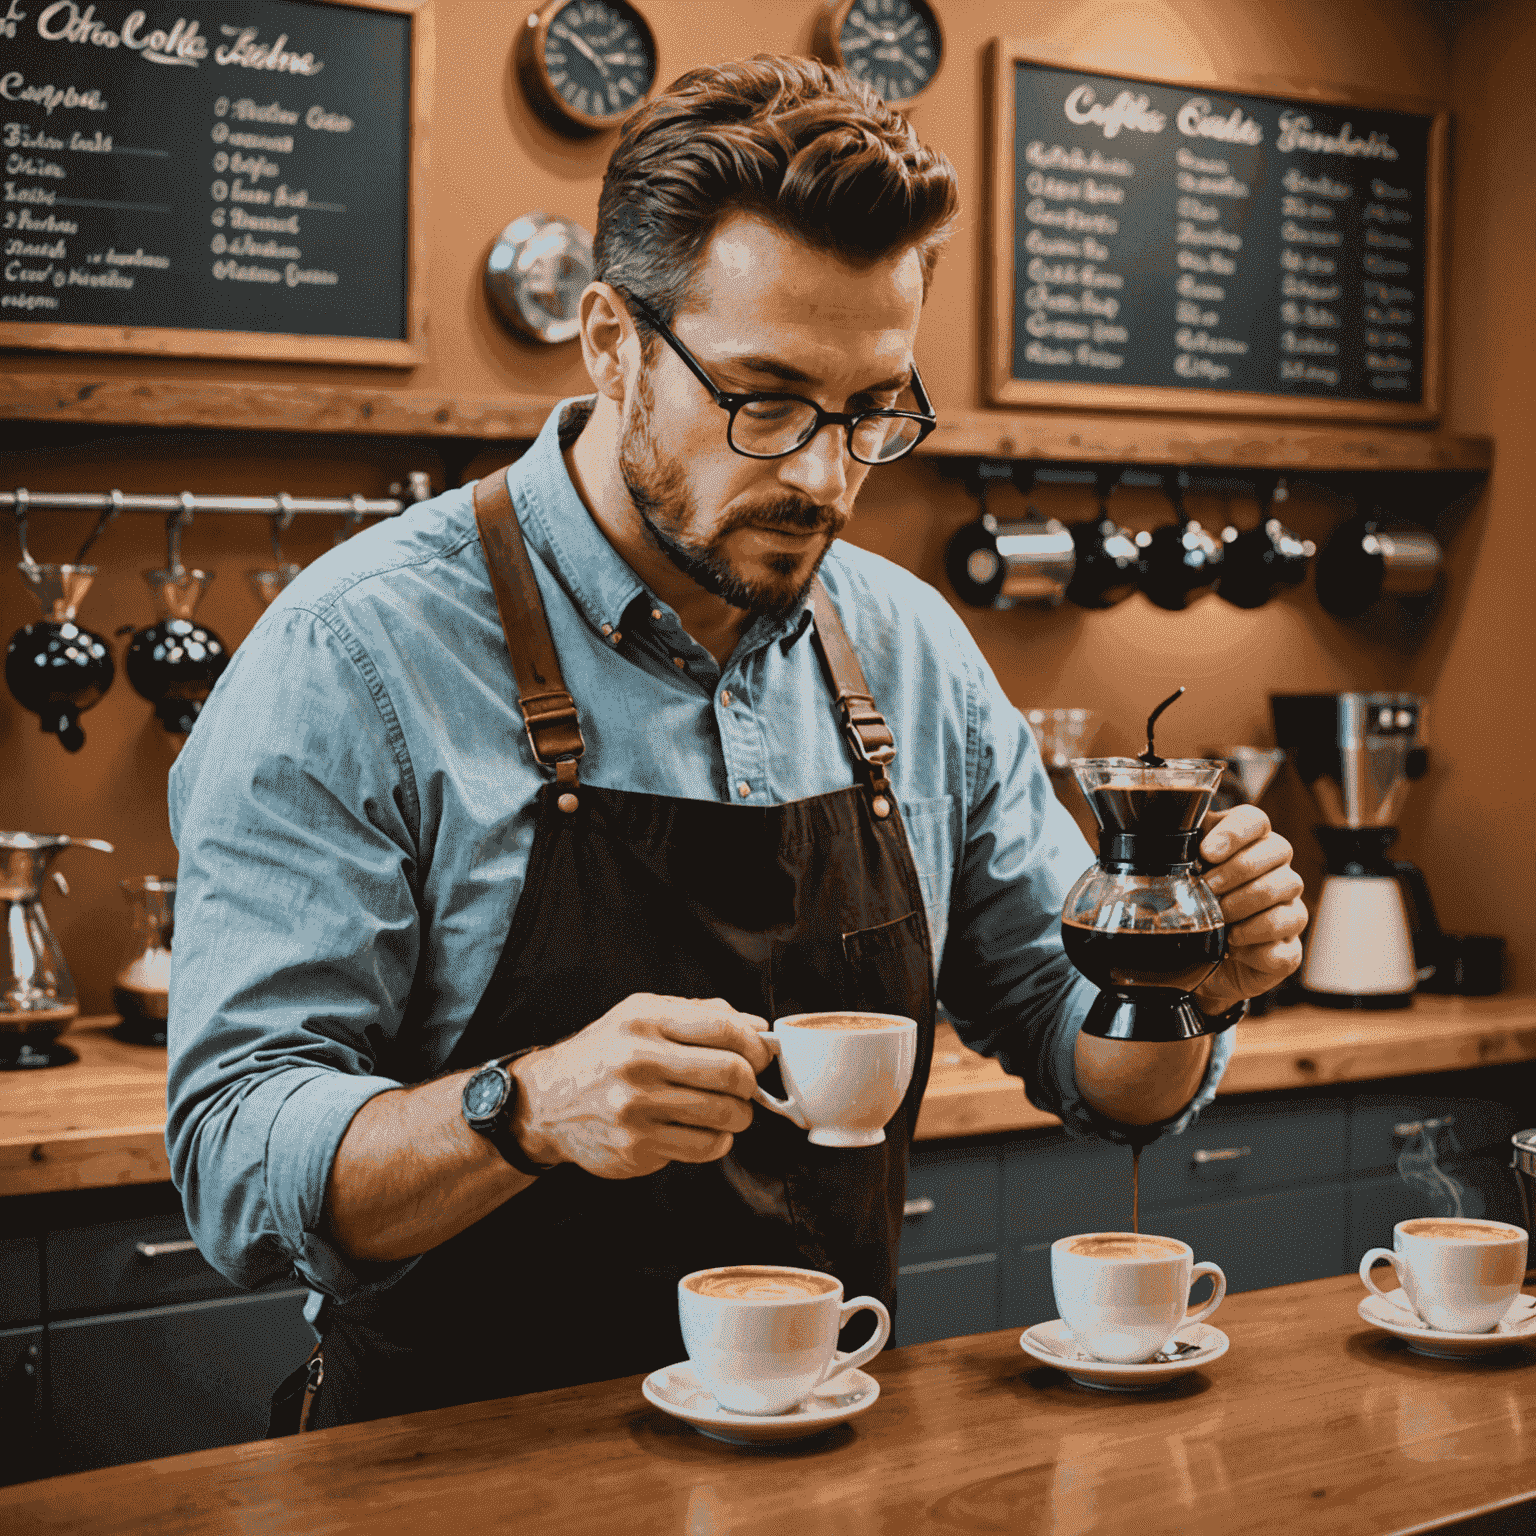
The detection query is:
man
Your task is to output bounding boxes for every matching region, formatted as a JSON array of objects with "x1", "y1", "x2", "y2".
[{"x1": 167, "y1": 56, "x2": 1305, "y2": 1431}]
